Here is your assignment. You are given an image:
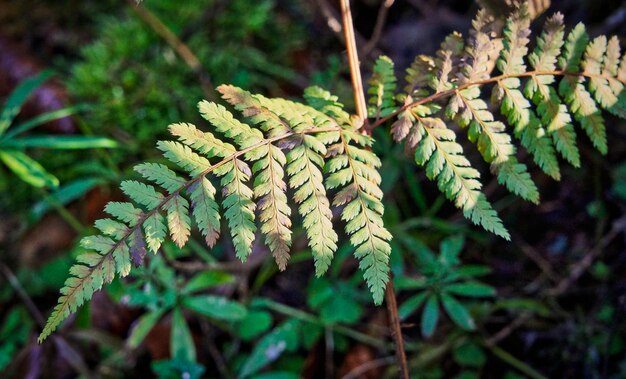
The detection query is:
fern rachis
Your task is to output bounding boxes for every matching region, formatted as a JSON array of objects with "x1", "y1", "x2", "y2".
[{"x1": 40, "y1": 3, "x2": 626, "y2": 342}]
